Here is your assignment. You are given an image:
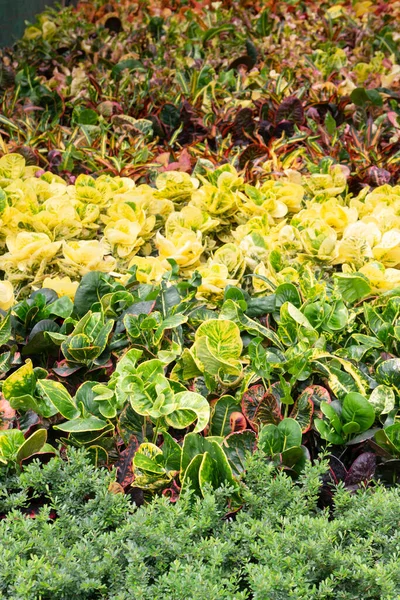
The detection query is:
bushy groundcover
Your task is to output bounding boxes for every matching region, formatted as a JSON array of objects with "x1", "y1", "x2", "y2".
[{"x1": 0, "y1": 449, "x2": 399, "y2": 600}]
